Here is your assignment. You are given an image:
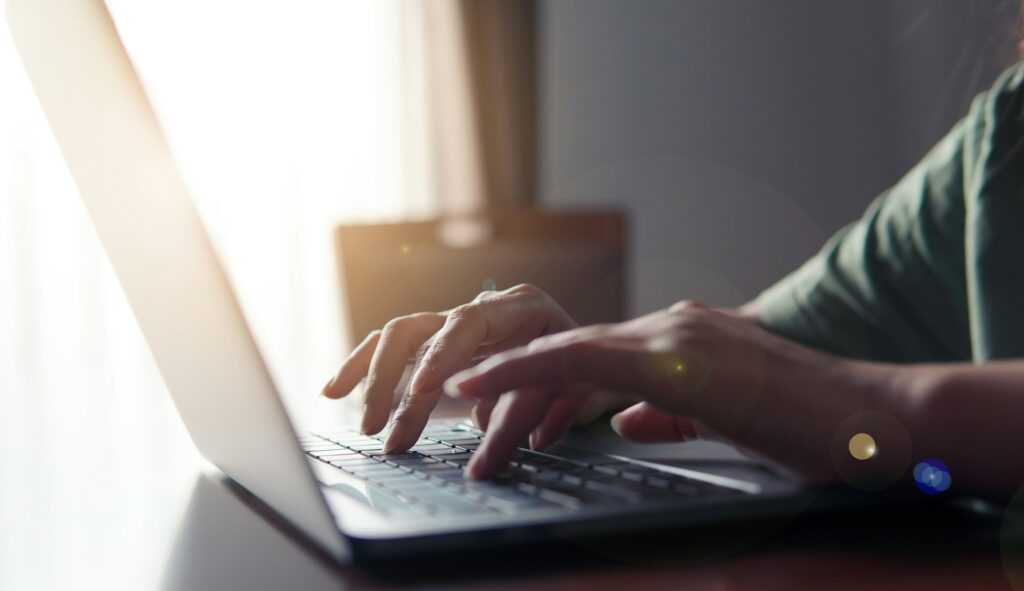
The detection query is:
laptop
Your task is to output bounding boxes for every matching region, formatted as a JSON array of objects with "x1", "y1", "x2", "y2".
[{"x1": 9, "y1": 0, "x2": 828, "y2": 564}]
